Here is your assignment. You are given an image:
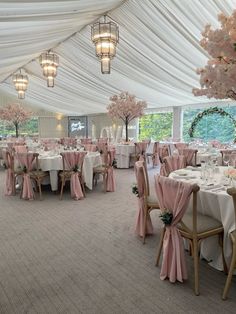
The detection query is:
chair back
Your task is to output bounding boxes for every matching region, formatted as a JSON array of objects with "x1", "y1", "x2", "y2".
[
  {"x1": 61, "y1": 151, "x2": 87, "y2": 172},
  {"x1": 13, "y1": 145, "x2": 28, "y2": 153},
  {"x1": 175, "y1": 143, "x2": 188, "y2": 150},
  {"x1": 161, "y1": 155, "x2": 186, "y2": 176},
  {"x1": 221, "y1": 150, "x2": 236, "y2": 166},
  {"x1": 155, "y1": 174, "x2": 199, "y2": 282},
  {"x1": 134, "y1": 161, "x2": 153, "y2": 236},
  {"x1": 83, "y1": 144, "x2": 97, "y2": 152},
  {"x1": 80, "y1": 138, "x2": 92, "y2": 145},
  {"x1": 135, "y1": 142, "x2": 148, "y2": 155},
  {"x1": 177, "y1": 148, "x2": 197, "y2": 166},
  {"x1": 2, "y1": 149, "x2": 15, "y2": 196}
]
